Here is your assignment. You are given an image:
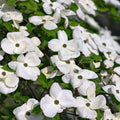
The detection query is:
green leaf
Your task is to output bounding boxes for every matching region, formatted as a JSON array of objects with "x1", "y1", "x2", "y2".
[
  {"x1": 96, "y1": 110, "x2": 103, "y2": 120},
  {"x1": 37, "y1": 73, "x2": 49, "y2": 88},
  {"x1": 90, "y1": 53, "x2": 102, "y2": 61},
  {"x1": 69, "y1": 3, "x2": 78, "y2": 11},
  {"x1": 1, "y1": 116, "x2": 9, "y2": 119},
  {"x1": 6, "y1": 0, "x2": 16, "y2": 6},
  {"x1": 19, "y1": 0, "x2": 38, "y2": 11},
  {"x1": 2, "y1": 64, "x2": 14, "y2": 72},
  {"x1": 11, "y1": 54, "x2": 19, "y2": 60},
  {"x1": 42, "y1": 26, "x2": 58, "y2": 38},
  {"x1": 13, "y1": 92, "x2": 29, "y2": 102},
  {"x1": 3, "y1": 21, "x2": 13, "y2": 32},
  {"x1": 26, "y1": 23, "x2": 35, "y2": 32},
  {"x1": 32, "y1": 105, "x2": 41, "y2": 114},
  {"x1": 50, "y1": 114, "x2": 59, "y2": 120}
]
